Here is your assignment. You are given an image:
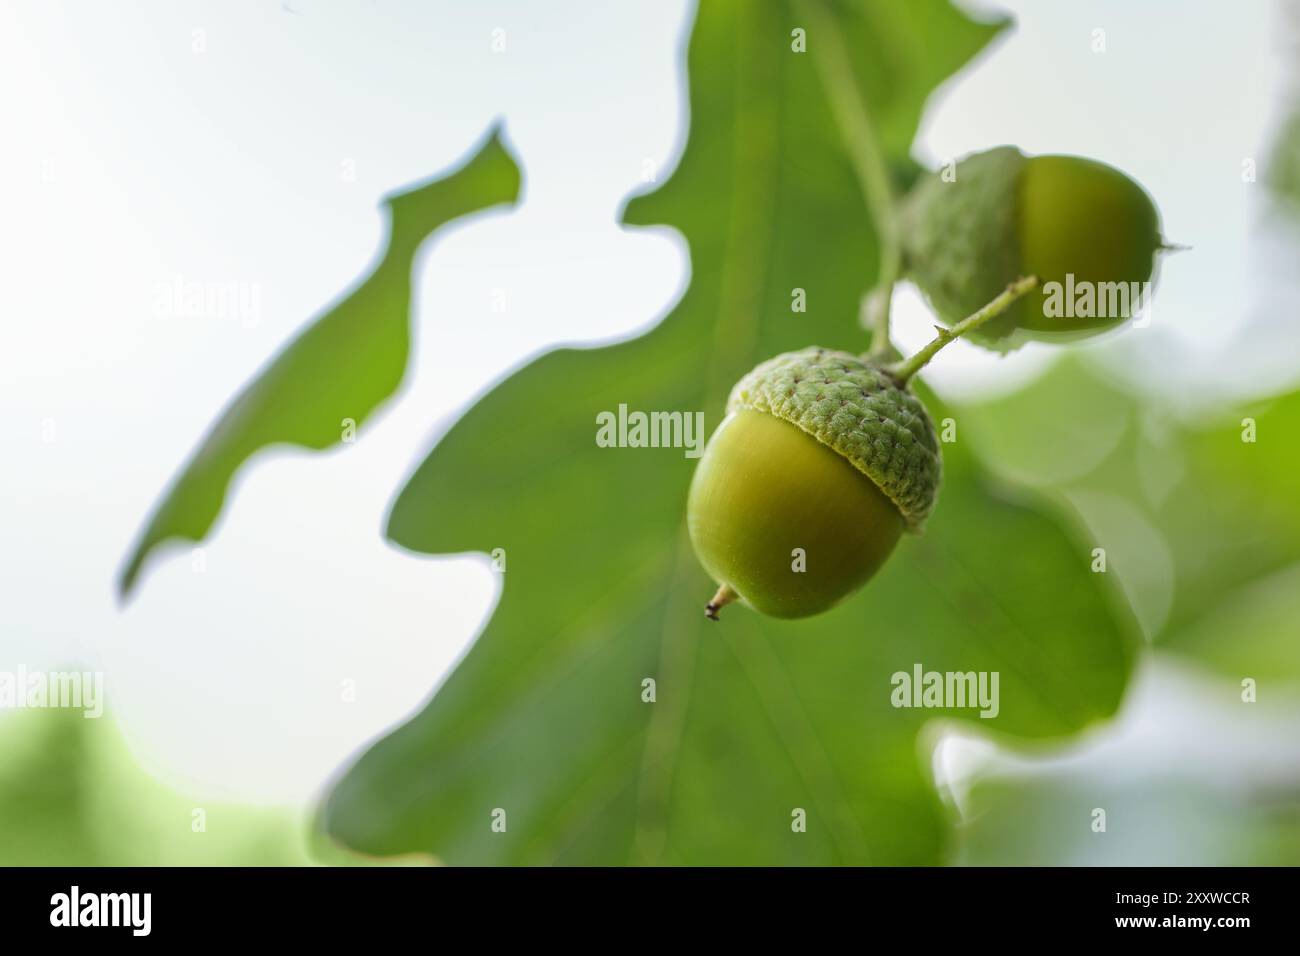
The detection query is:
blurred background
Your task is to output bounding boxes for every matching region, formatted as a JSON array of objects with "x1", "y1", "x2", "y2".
[{"x1": 2, "y1": 0, "x2": 1297, "y2": 864}]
